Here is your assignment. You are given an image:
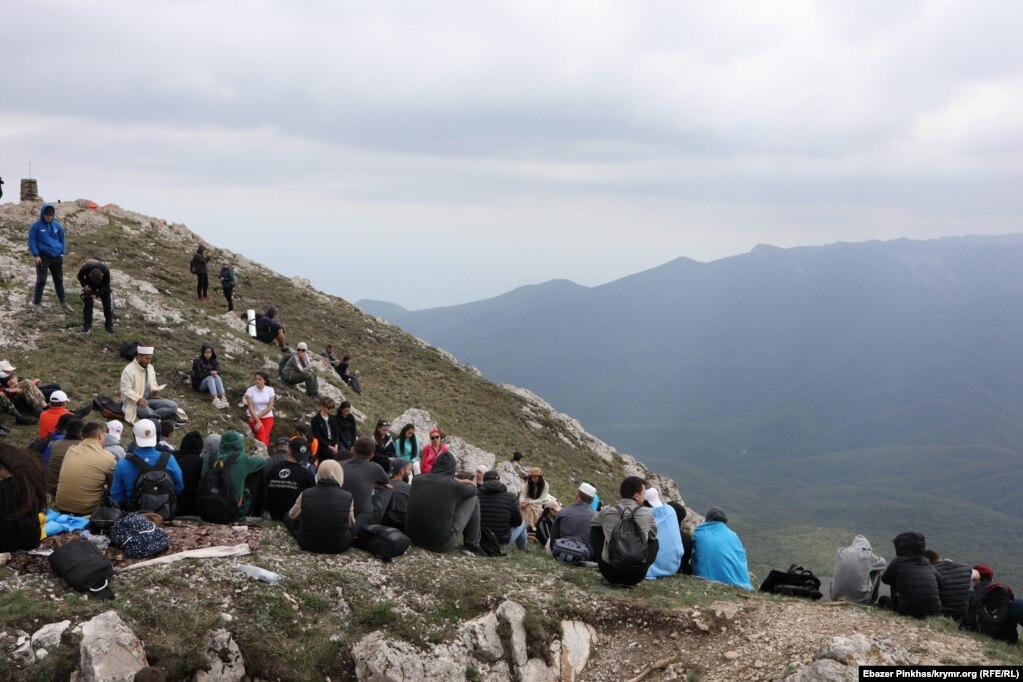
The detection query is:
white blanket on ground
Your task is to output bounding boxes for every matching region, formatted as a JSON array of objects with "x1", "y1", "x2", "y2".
[{"x1": 115, "y1": 543, "x2": 251, "y2": 572}]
